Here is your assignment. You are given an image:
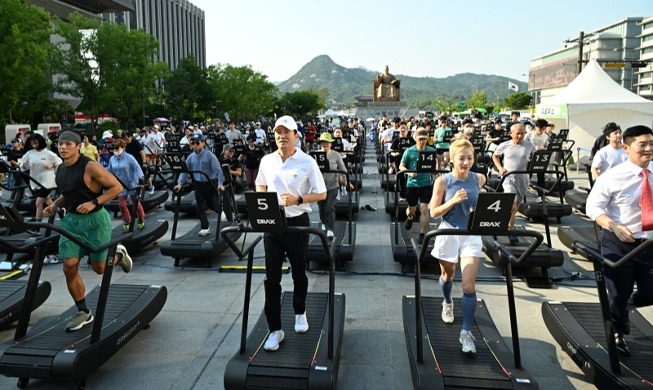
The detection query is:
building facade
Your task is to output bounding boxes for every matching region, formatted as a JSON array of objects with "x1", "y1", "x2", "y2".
[
  {"x1": 529, "y1": 17, "x2": 645, "y2": 105},
  {"x1": 103, "y1": 0, "x2": 206, "y2": 71},
  {"x1": 637, "y1": 17, "x2": 653, "y2": 99}
]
